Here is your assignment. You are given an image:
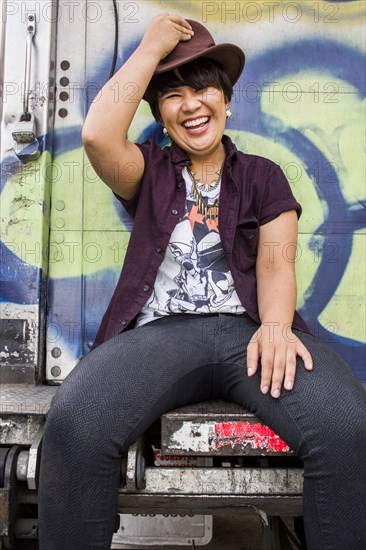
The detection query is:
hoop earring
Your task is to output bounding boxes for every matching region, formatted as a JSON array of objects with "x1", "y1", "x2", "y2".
[
  {"x1": 163, "y1": 127, "x2": 169, "y2": 137},
  {"x1": 226, "y1": 109, "x2": 232, "y2": 120}
]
